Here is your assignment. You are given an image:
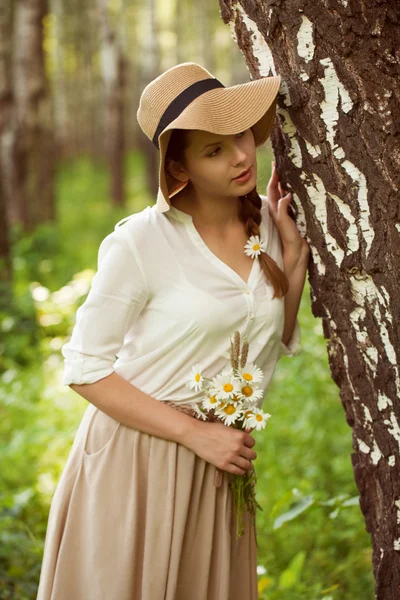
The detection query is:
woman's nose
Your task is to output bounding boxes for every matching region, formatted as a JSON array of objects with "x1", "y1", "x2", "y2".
[{"x1": 233, "y1": 145, "x2": 247, "y2": 164}]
